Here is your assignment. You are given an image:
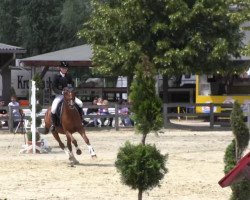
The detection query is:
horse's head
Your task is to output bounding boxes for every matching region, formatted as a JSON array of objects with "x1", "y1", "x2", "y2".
[{"x1": 63, "y1": 87, "x2": 75, "y2": 109}]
